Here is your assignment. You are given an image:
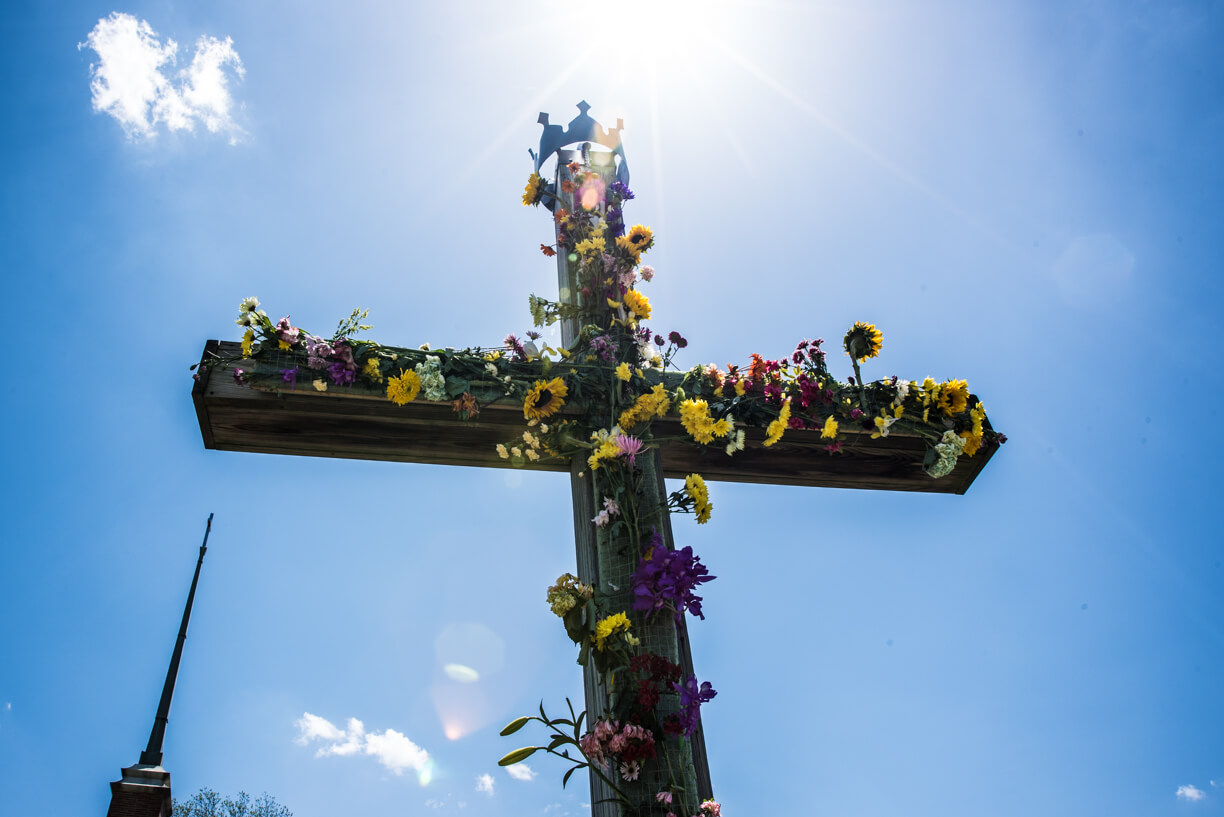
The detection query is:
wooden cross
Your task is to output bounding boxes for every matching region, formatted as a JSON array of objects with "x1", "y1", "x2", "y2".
[{"x1": 192, "y1": 102, "x2": 996, "y2": 817}]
